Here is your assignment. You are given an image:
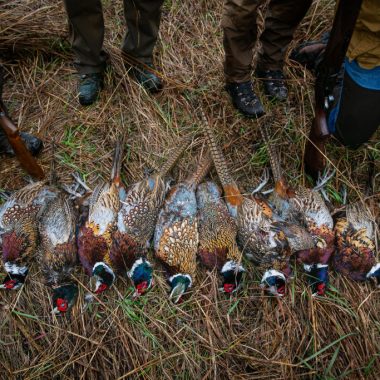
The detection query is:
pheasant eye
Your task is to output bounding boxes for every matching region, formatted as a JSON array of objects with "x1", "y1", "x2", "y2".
[
  {"x1": 4, "y1": 279, "x2": 17, "y2": 289},
  {"x1": 56, "y1": 298, "x2": 68, "y2": 312}
]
